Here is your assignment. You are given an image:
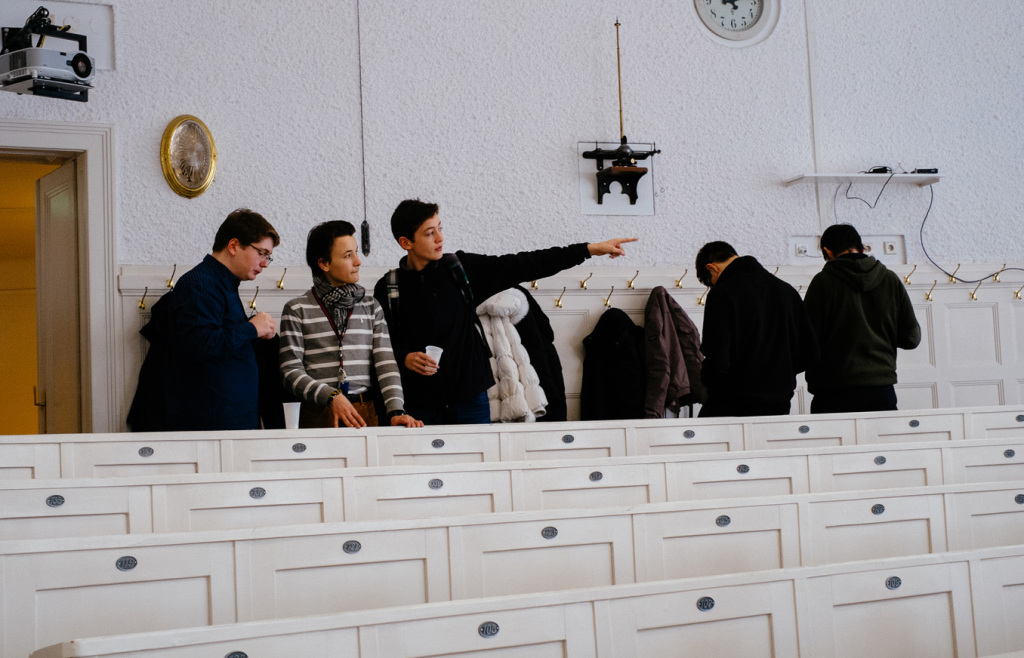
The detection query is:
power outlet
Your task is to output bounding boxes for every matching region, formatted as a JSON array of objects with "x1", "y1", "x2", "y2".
[
  {"x1": 787, "y1": 236, "x2": 821, "y2": 264},
  {"x1": 861, "y1": 235, "x2": 906, "y2": 264},
  {"x1": 790, "y1": 235, "x2": 905, "y2": 265}
]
